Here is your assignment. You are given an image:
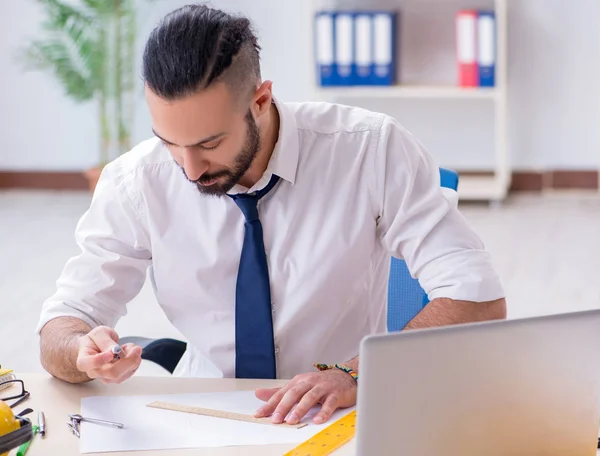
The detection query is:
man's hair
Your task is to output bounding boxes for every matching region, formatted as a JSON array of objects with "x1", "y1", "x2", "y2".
[{"x1": 142, "y1": 3, "x2": 261, "y2": 102}]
